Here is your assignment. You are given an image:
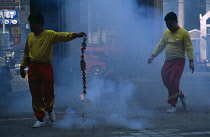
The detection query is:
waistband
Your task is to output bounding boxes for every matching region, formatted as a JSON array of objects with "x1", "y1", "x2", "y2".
[
  {"x1": 30, "y1": 61, "x2": 50, "y2": 64},
  {"x1": 166, "y1": 58, "x2": 185, "y2": 61}
]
